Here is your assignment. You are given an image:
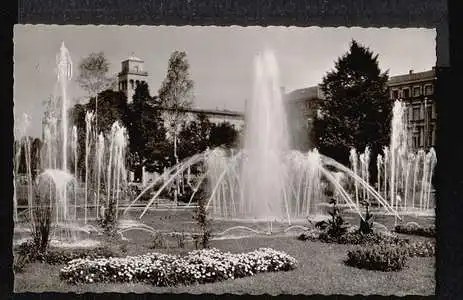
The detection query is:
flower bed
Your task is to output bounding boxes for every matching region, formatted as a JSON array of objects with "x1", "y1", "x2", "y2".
[
  {"x1": 60, "y1": 248, "x2": 298, "y2": 286},
  {"x1": 394, "y1": 224, "x2": 436, "y2": 237}
]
